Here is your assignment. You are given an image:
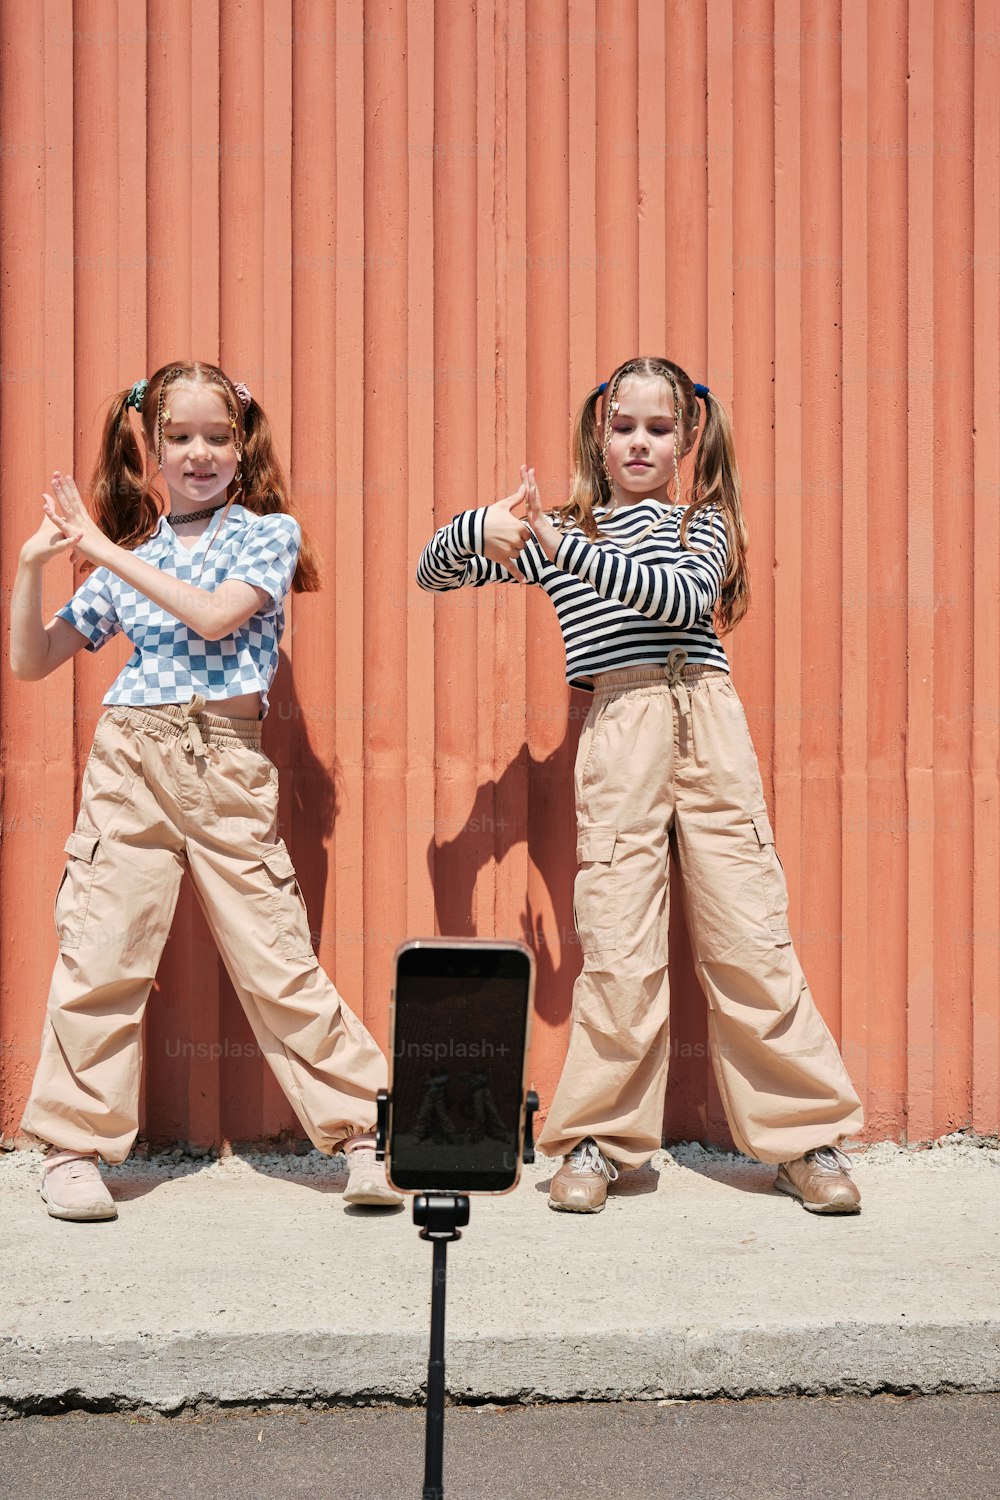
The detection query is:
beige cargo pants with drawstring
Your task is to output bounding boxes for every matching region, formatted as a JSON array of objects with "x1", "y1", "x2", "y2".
[
  {"x1": 538, "y1": 654, "x2": 864, "y2": 1169},
  {"x1": 22, "y1": 699, "x2": 386, "y2": 1163}
]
